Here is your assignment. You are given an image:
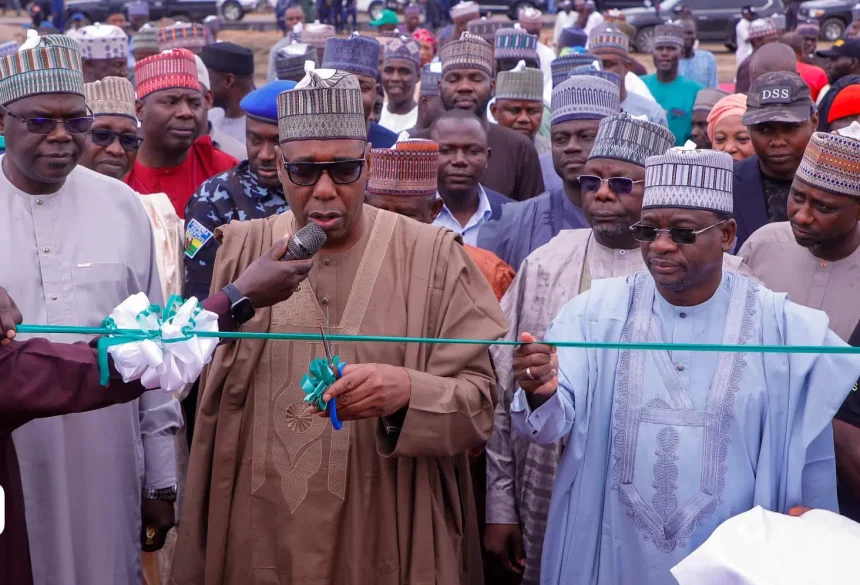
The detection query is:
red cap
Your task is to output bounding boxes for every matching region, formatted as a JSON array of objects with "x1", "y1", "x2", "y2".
[
  {"x1": 828, "y1": 84, "x2": 860, "y2": 124},
  {"x1": 134, "y1": 48, "x2": 199, "y2": 99}
]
